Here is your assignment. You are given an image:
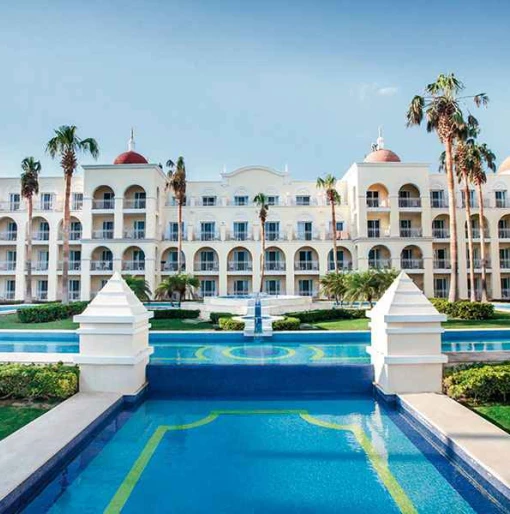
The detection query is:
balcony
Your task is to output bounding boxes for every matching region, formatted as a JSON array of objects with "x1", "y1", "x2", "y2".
[
  {"x1": 35, "y1": 292, "x2": 48, "y2": 301},
  {"x1": 90, "y1": 260, "x2": 113, "y2": 272},
  {"x1": 0, "y1": 231, "x2": 17, "y2": 241},
  {"x1": 366, "y1": 199, "x2": 390, "y2": 209},
  {"x1": 298, "y1": 289, "x2": 317, "y2": 297},
  {"x1": 431, "y1": 199, "x2": 448, "y2": 208},
  {"x1": 0, "y1": 261, "x2": 16, "y2": 272},
  {"x1": 469, "y1": 229, "x2": 489, "y2": 239},
  {"x1": 92, "y1": 230, "x2": 114, "y2": 240},
  {"x1": 296, "y1": 231, "x2": 319, "y2": 241},
  {"x1": 400, "y1": 258, "x2": 424, "y2": 270},
  {"x1": 367, "y1": 228, "x2": 389, "y2": 238},
  {"x1": 228, "y1": 261, "x2": 253, "y2": 272},
  {"x1": 433, "y1": 259, "x2": 451, "y2": 269},
  {"x1": 496, "y1": 199, "x2": 510, "y2": 209},
  {"x1": 58, "y1": 230, "x2": 82, "y2": 241},
  {"x1": 32, "y1": 262, "x2": 49, "y2": 271},
  {"x1": 92, "y1": 199, "x2": 115, "y2": 210},
  {"x1": 163, "y1": 232, "x2": 179, "y2": 241},
  {"x1": 71, "y1": 200, "x2": 83, "y2": 211},
  {"x1": 326, "y1": 231, "x2": 350, "y2": 240},
  {"x1": 123, "y1": 199, "x2": 146, "y2": 210},
  {"x1": 265, "y1": 232, "x2": 284, "y2": 241},
  {"x1": 368, "y1": 259, "x2": 391, "y2": 269},
  {"x1": 58, "y1": 261, "x2": 81, "y2": 271},
  {"x1": 0, "y1": 202, "x2": 21, "y2": 212},
  {"x1": 33, "y1": 231, "x2": 50, "y2": 241},
  {"x1": 0, "y1": 291, "x2": 15, "y2": 300},
  {"x1": 294, "y1": 261, "x2": 319, "y2": 272},
  {"x1": 462, "y1": 197, "x2": 490, "y2": 209},
  {"x1": 161, "y1": 262, "x2": 185, "y2": 273},
  {"x1": 400, "y1": 228, "x2": 422, "y2": 238},
  {"x1": 500, "y1": 259, "x2": 510, "y2": 270},
  {"x1": 265, "y1": 261, "x2": 286, "y2": 272},
  {"x1": 471, "y1": 259, "x2": 491, "y2": 269},
  {"x1": 194, "y1": 261, "x2": 219, "y2": 272},
  {"x1": 433, "y1": 228, "x2": 450, "y2": 239},
  {"x1": 328, "y1": 261, "x2": 353, "y2": 272},
  {"x1": 230, "y1": 231, "x2": 251, "y2": 242},
  {"x1": 199, "y1": 232, "x2": 220, "y2": 242},
  {"x1": 398, "y1": 198, "x2": 421, "y2": 208},
  {"x1": 68, "y1": 291, "x2": 81, "y2": 301},
  {"x1": 35, "y1": 201, "x2": 54, "y2": 211},
  {"x1": 434, "y1": 288, "x2": 448, "y2": 299},
  {"x1": 499, "y1": 229, "x2": 510, "y2": 239},
  {"x1": 124, "y1": 230, "x2": 146, "y2": 240},
  {"x1": 122, "y1": 260, "x2": 145, "y2": 272}
]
